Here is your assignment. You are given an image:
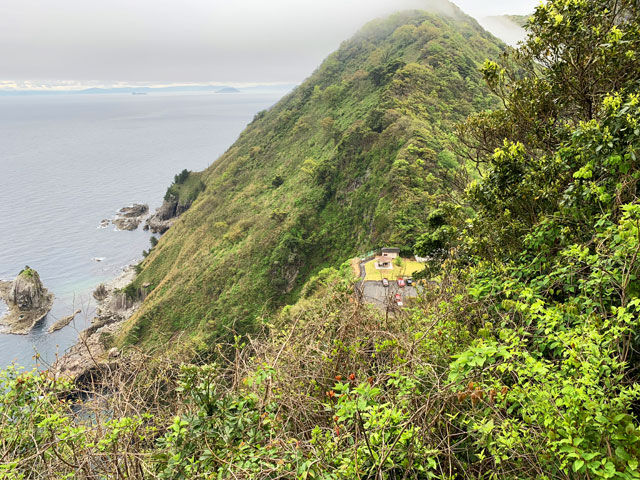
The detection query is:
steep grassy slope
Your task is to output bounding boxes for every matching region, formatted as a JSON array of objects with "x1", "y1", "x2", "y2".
[{"x1": 122, "y1": 7, "x2": 504, "y2": 347}]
